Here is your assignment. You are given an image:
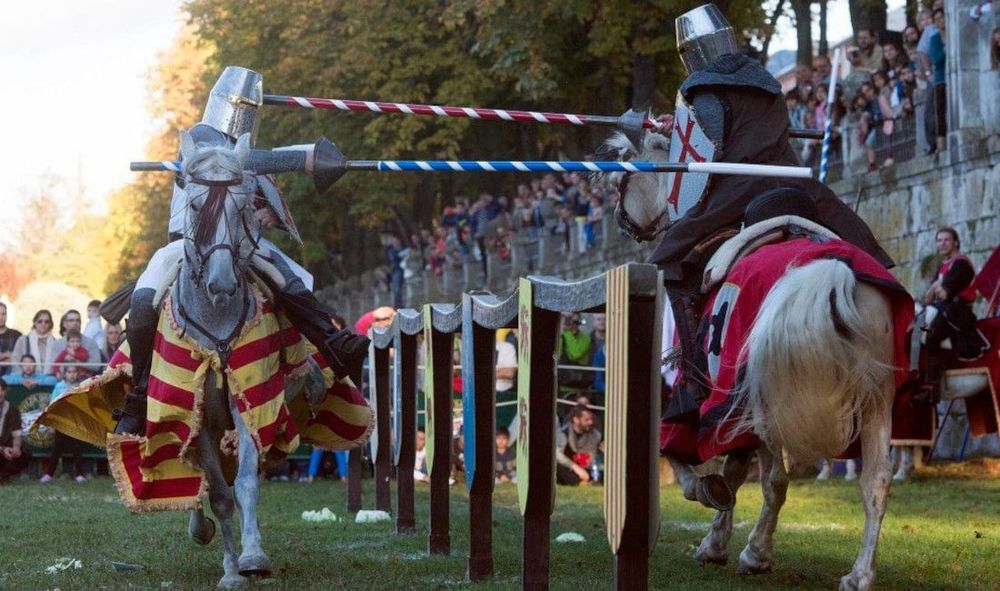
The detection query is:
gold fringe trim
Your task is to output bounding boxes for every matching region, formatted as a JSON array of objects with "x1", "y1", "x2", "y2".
[{"x1": 106, "y1": 433, "x2": 207, "y2": 513}]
